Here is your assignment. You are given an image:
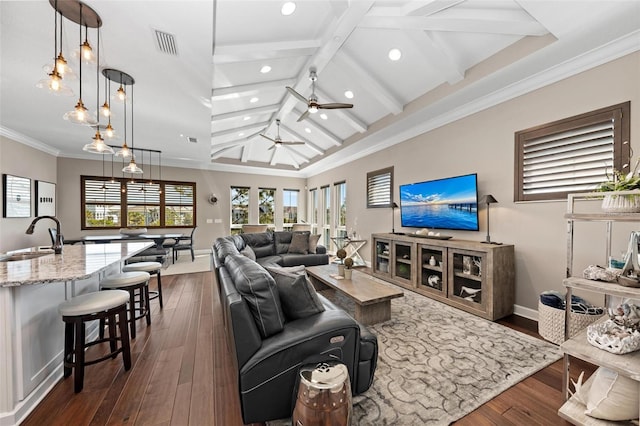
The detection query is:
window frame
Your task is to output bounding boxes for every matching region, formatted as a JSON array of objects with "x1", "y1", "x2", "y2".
[
  {"x1": 258, "y1": 187, "x2": 276, "y2": 226},
  {"x1": 367, "y1": 166, "x2": 394, "y2": 208},
  {"x1": 81, "y1": 176, "x2": 196, "y2": 230},
  {"x1": 282, "y1": 188, "x2": 299, "y2": 229},
  {"x1": 230, "y1": 186, "x2": 250, "y2": 234},
  {"x1": 514, "y1": 102, "x2": 630, "y2": 202}
]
